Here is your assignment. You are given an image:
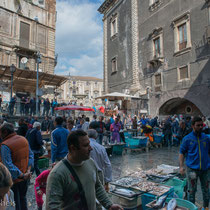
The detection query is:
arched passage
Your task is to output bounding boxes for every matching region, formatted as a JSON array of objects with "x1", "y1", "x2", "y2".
[{"x1": 159, "y1": 97, "x2": 203, "y2": 116}]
